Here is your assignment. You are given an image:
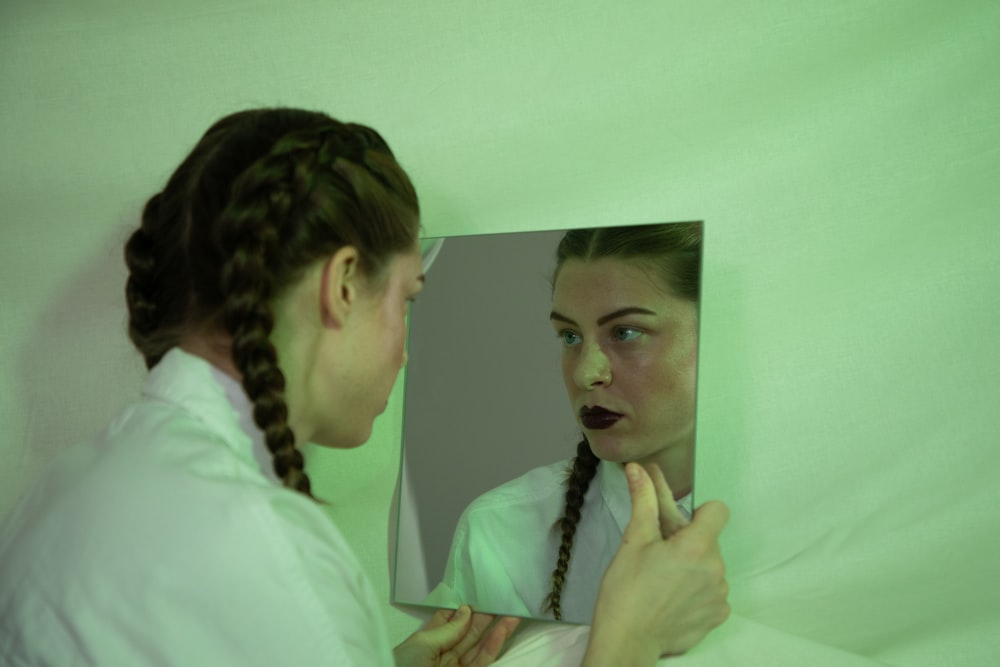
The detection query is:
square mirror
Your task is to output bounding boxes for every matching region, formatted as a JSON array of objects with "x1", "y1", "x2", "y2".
[{"x1": 393, "y1": 221, "x2": 703, "y2": 624}]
